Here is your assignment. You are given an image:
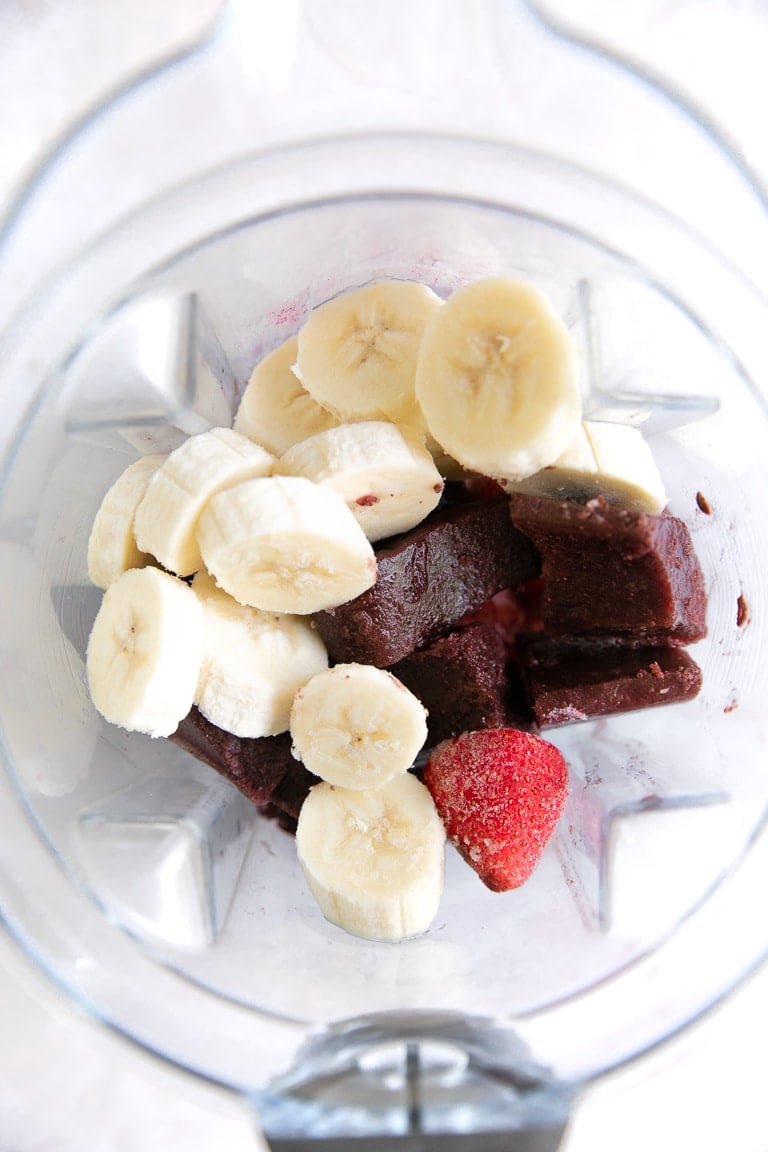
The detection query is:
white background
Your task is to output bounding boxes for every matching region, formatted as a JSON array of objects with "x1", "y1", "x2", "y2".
[{"x1": 0, "y1": 1, "x2": 767, "y2": 1149}]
